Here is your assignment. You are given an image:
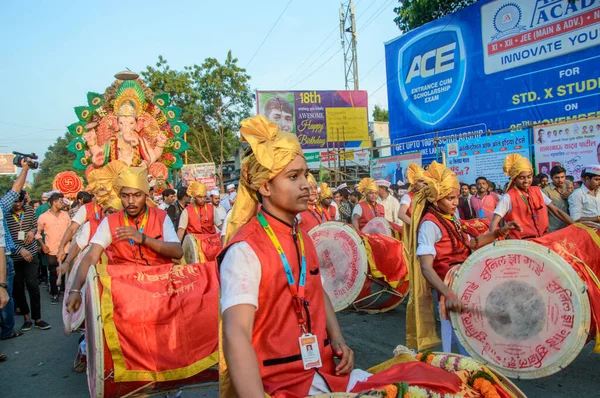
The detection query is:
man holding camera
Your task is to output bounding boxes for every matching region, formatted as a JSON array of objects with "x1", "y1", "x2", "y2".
[{"x1": 1, "y1": 157, "x2": 50, "y2": 335}]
